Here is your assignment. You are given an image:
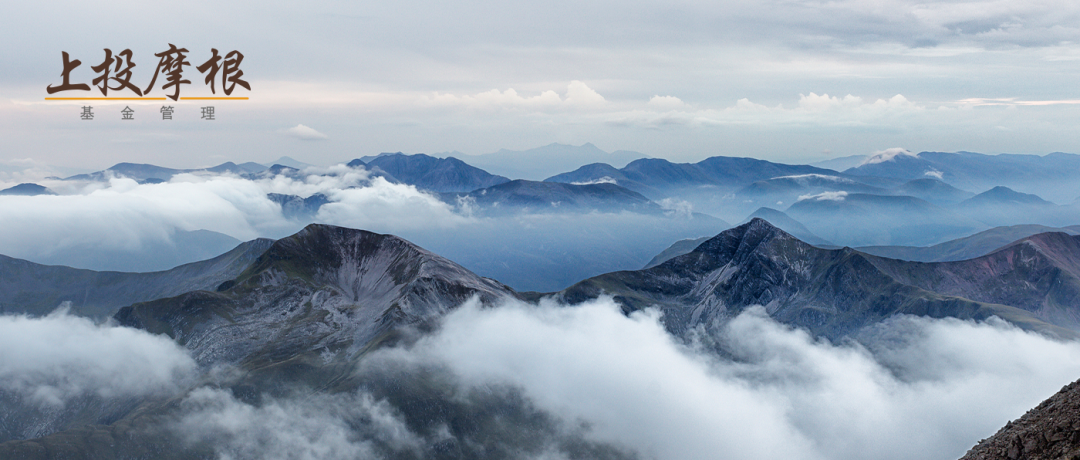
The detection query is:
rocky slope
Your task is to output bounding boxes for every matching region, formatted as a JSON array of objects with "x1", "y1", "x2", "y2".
[
  {"x1": 555, "y1": 219, "x2": 1078, "y2": 340},
  {"x1": 960, "y1": 379, "x2": 1080, "y2": 460},
  {"x1": 0, "y1": 225, "x2": 521, "y2": 458},
  {"x1": 115, "y1": 224, "x2": 517, "y2": 371},
  {"x1": 0, "y1": 238, "x2": 274, "y2": 317}
]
